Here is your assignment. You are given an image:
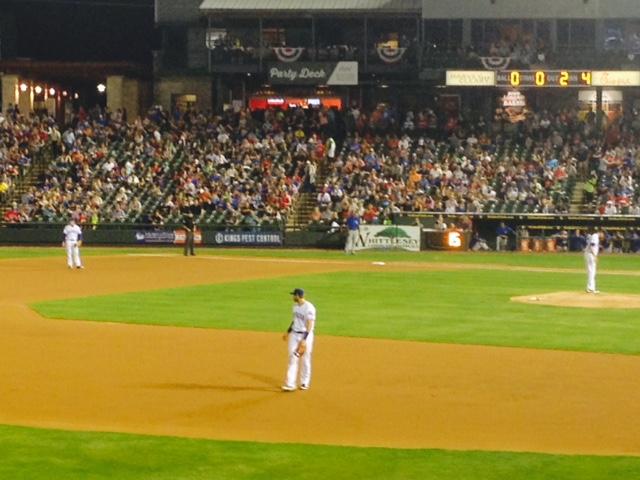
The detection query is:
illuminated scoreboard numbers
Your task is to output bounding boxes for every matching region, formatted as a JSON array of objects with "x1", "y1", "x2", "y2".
[
  {"x1": 510, "y1": 71, "x2": 520, "y2": 87},
  {"x1": 560, "y1": 71, "x2": 569, "y2": 87},
  {"x1": 498, "y1": 70, "x2": 593, "y2": 87}
]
